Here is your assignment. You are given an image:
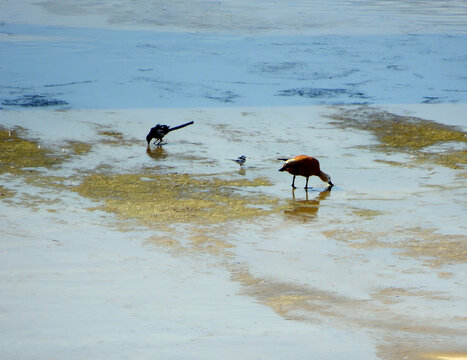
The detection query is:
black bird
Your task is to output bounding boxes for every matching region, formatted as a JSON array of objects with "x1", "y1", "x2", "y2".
[{"x1": 146, "y1": 121, "x2": 194, "y2": 146}]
